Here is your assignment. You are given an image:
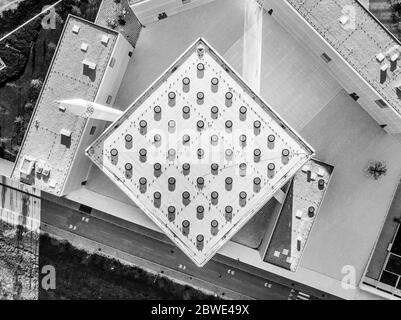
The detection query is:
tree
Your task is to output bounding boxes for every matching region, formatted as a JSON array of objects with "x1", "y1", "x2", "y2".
[
  {"x1": 107, "y1": 17, "x2": 117, "y2": 29},
  {"x1": 118, "y1": 13, "x2": 126, "y2": 25},
  {"x1": 366, "y1": 160, "x2": 388, "y2": 180},
  {"x1": 24, "y1": 102, "x2": 34, "y2": 111},
  {"x1": 391, "y1": 1, "x2": 401, "y2": 15},
  {"x1": 30, "y1": 78, "x2": 43, "y2": 89}
]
